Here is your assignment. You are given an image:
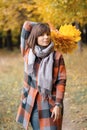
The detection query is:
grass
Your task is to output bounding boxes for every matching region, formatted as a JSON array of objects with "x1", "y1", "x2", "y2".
[
  {"x1": 64, "y1": 45, "x2": 87, "y2": 130},
  {"x1": 0, "y1": 46, "x2": 87, "y2": 130}
]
